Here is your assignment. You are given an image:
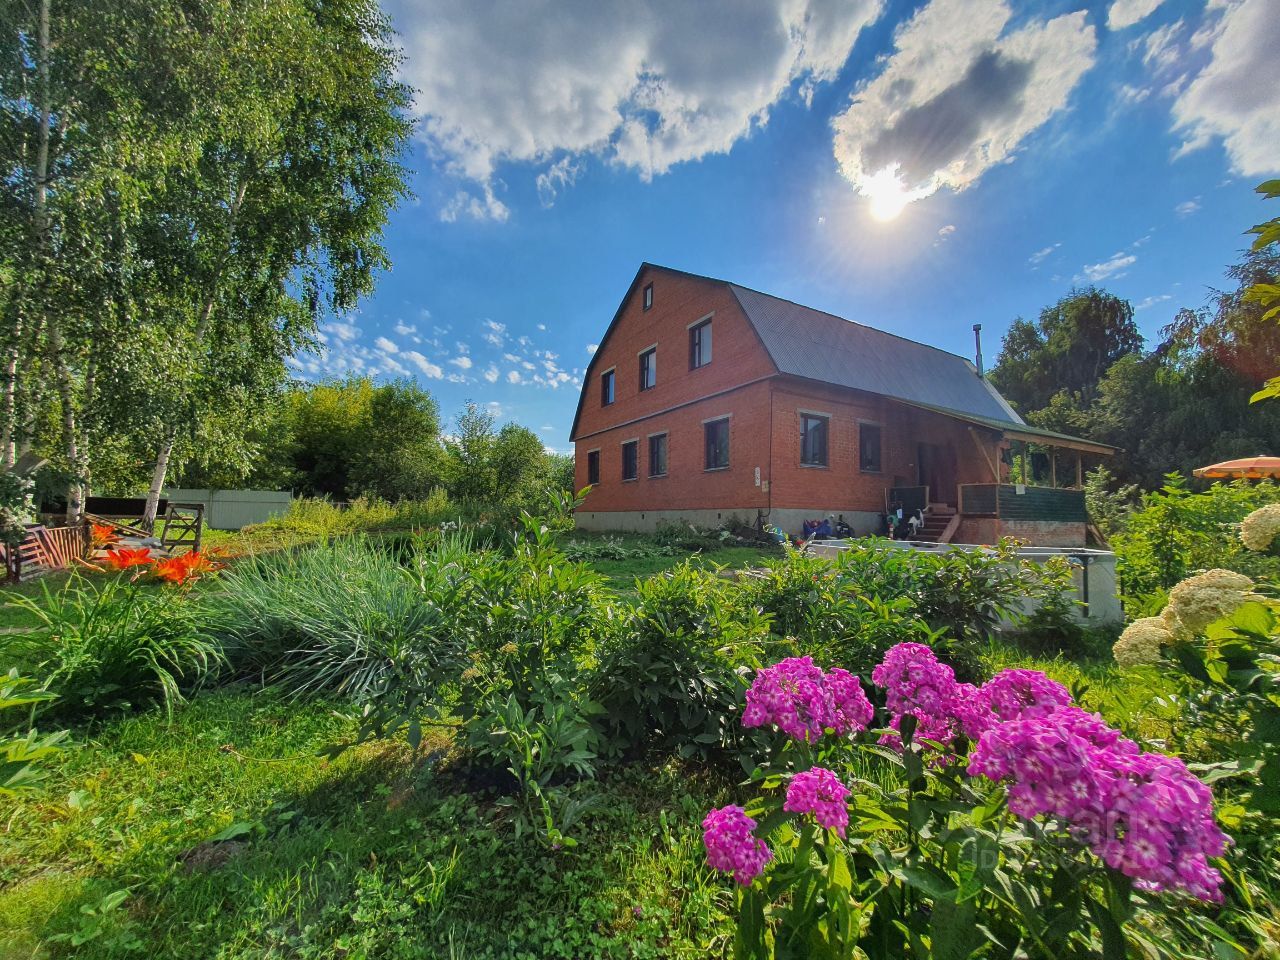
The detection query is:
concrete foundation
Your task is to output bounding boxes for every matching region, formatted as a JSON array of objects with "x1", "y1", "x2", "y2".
[{"x1": 574, "y1": 507, "x2": 882, "y2": 535}]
